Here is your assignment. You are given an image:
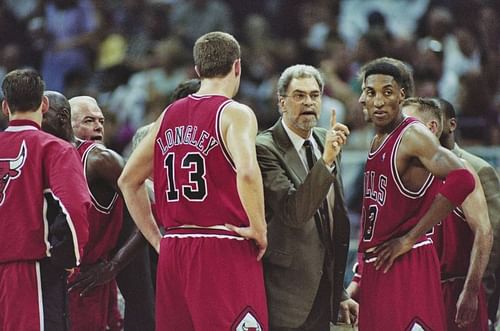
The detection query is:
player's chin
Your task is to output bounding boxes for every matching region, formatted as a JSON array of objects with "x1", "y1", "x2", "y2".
[{"x1": 91, "y1": 136, "x2": 104, "y2": 143}]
